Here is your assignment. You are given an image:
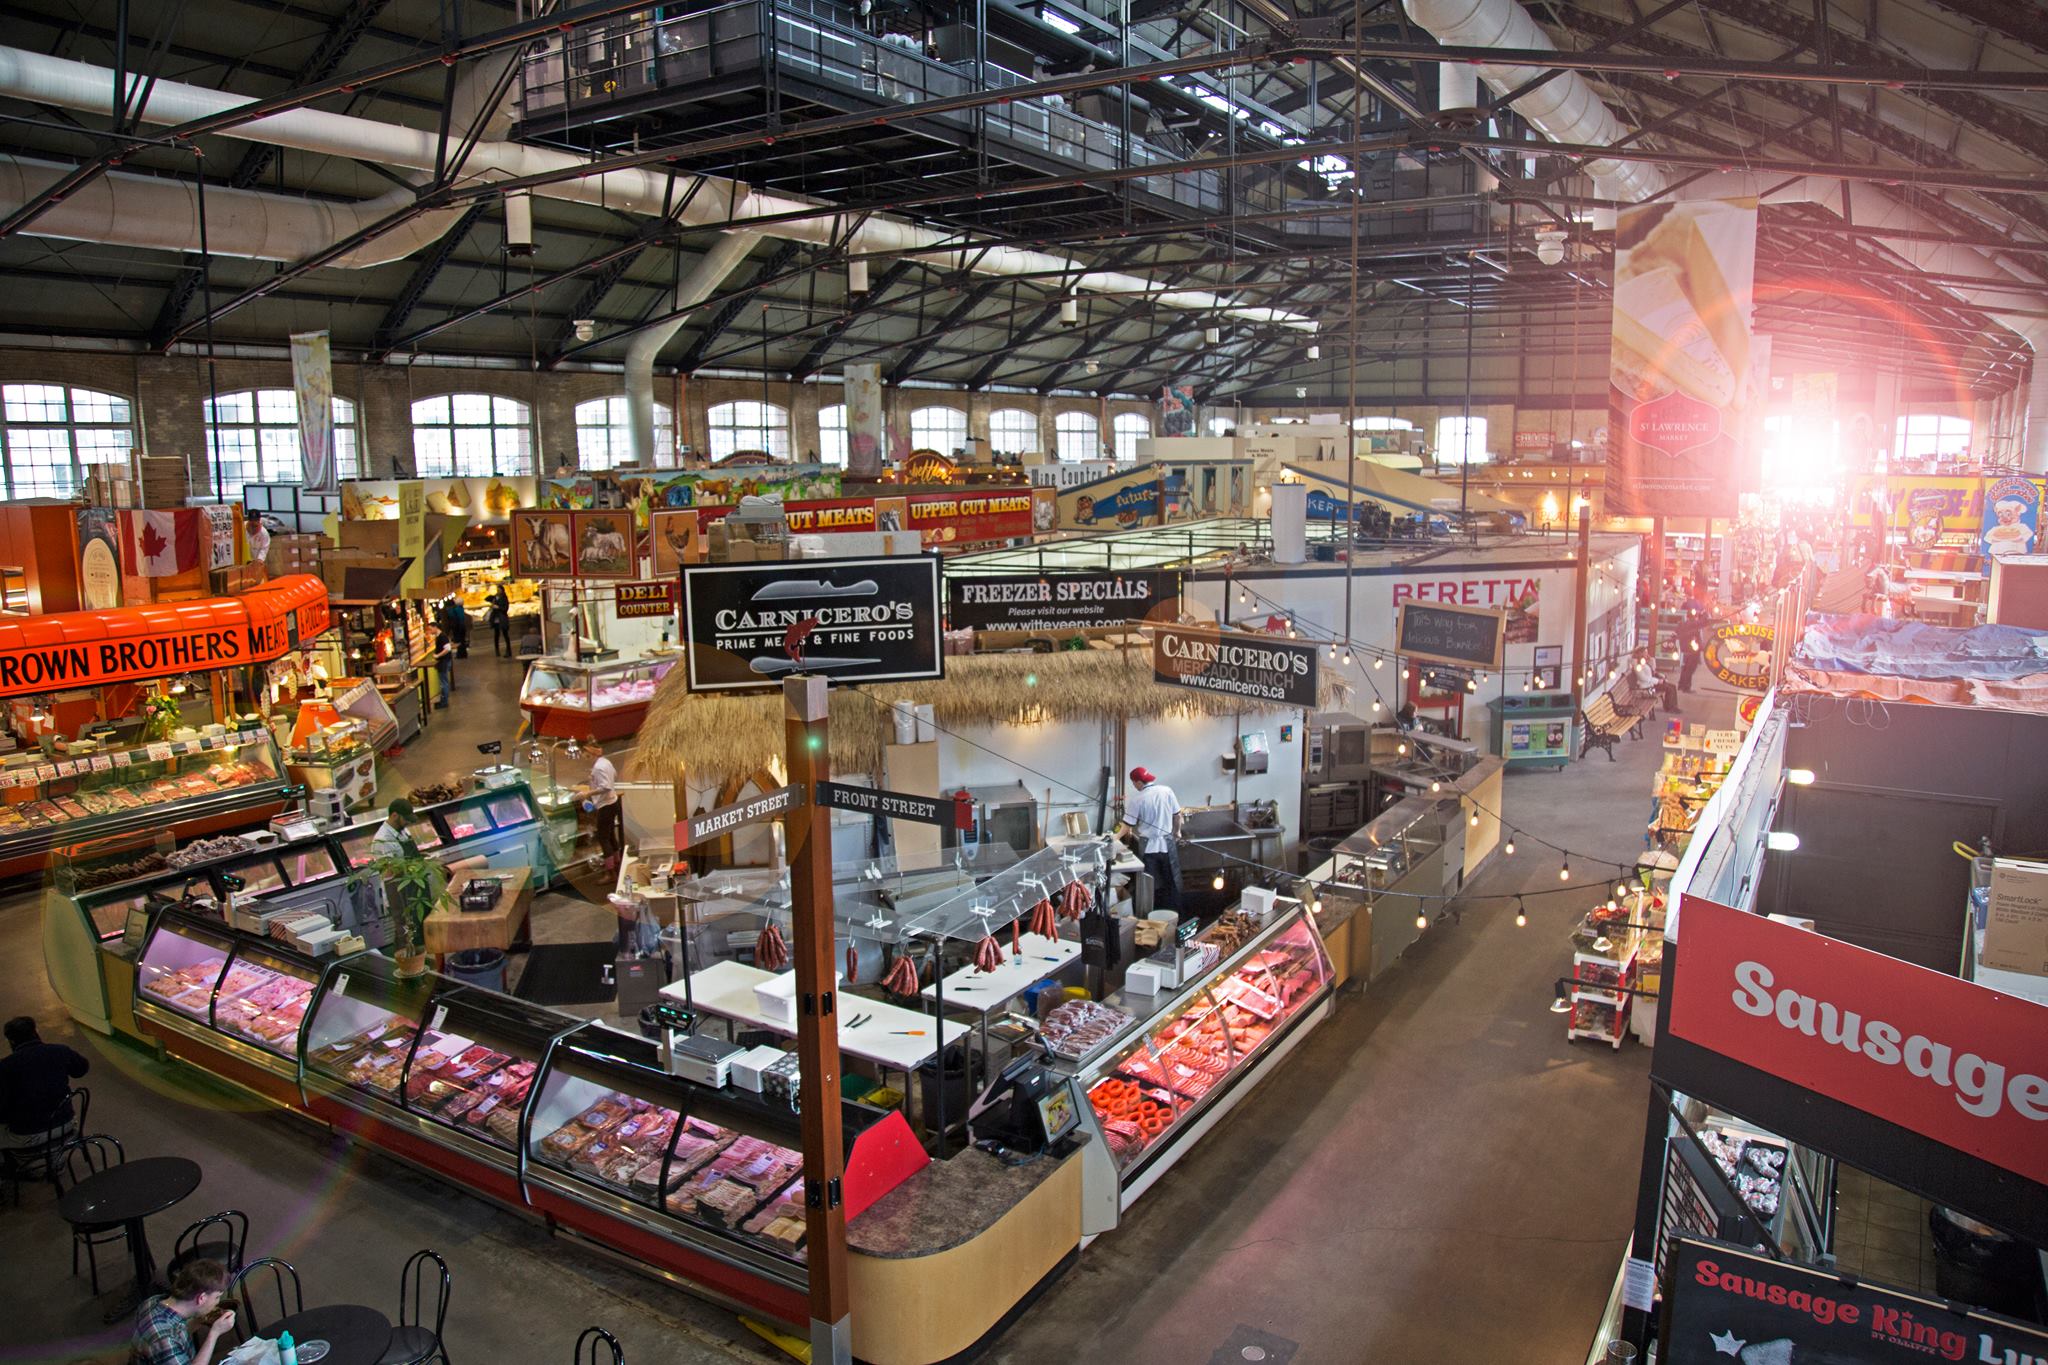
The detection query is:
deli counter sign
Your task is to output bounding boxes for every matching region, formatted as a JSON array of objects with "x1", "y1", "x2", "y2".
[
  {"x1": 1151, "y1": 625, "x2": 1318, "y2": 708},
  {"x1": 680, "y1": 555, "x2": 944, "y2": 693},
  {"x1": 614, "y1": 581, "x2": 676, "y2": 619}
]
